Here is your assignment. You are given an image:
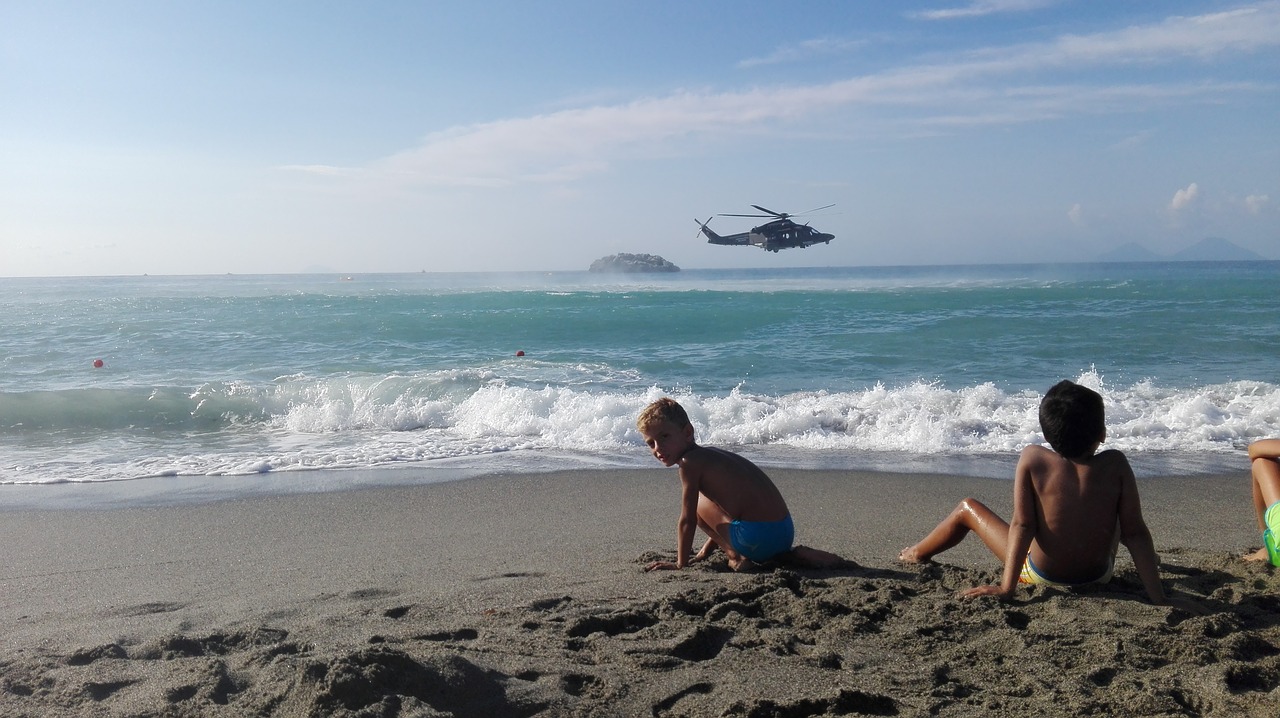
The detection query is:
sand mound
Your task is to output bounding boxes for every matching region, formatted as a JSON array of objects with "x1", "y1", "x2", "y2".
[{"x1": 3, "y1": 551, "x2": 1277, "y2": 717}]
